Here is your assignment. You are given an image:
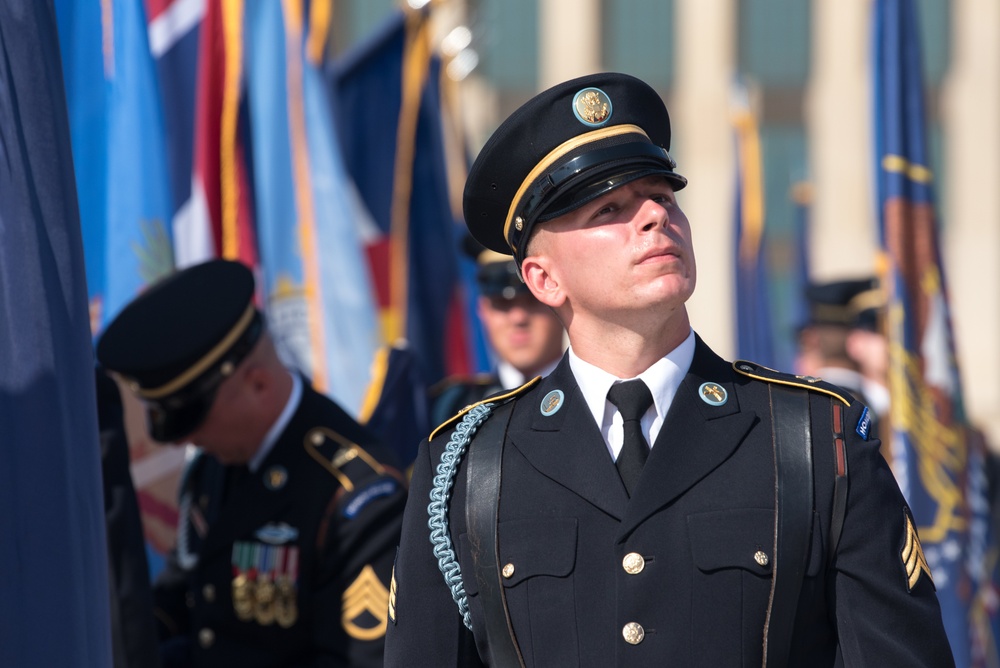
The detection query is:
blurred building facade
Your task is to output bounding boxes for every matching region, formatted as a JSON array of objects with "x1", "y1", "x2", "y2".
[{"x1": 332, "y1": 0, "x2": 1000, "y2": 449}]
